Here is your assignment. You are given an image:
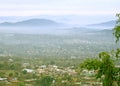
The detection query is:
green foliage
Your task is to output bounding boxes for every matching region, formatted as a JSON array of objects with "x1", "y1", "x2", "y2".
[
  {"x1": 10, "y1": 64, "x2": 16, "y2": 70},
  {"x1": 9, "y1": 72, "x2": 14, "y2": 77},
  {"x1": 98, "y1": 52, "x2": 115, "y2": 86},
  {"x1": 18, "y1": 81, "x2": 25, "y2": 86},
  {"x1": 80, "y1": 13, "x2": 120, "y2": 86},
  {"x1": 113, "y1": 13, "x2": 120, "y2": 86},
  {"x1": 0, "y1": 72, "x2": 5, "y2": 77},
  {"x1": 22, "y1": 70, "x2": 27, "y2": 75},
  {"x1": 113, "y1": 13, "x2": 120, "y2": 43},
  {"x1": 40, "y1": 75, "x2": 54, "y2": 86},
  {"x1": 80, "y1": 51, "x2": 119, "y2": 86},
  {"x1": 113, "y1": 26, "x2": 120, "y2": 43},
  {"x1": 80, "y1": 58, "x2": 101, "y2": 70},
  {"x1": 35, "y1": 75, "x2": 54, "y2": 86},
  {"x1": 115, "y1": 48, "x2": 120, "y2": 58}
]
